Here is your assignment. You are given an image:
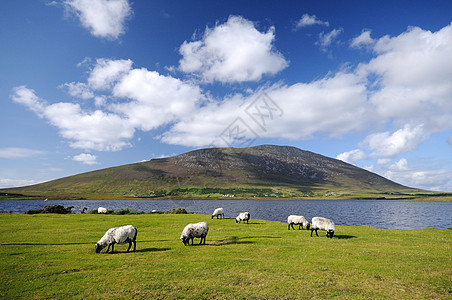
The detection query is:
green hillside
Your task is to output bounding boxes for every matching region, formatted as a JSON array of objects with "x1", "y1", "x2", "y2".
[{"x1": 0, "y1": 145, "x2": 436, "y2": 200}]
